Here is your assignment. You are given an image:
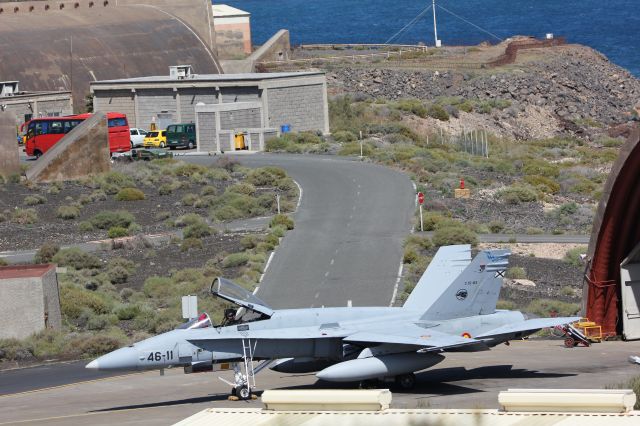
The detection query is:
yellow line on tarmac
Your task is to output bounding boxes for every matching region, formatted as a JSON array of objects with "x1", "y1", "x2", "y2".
[{"x1": 0, "y1": 371, "x2": 149, "y2": 399}]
